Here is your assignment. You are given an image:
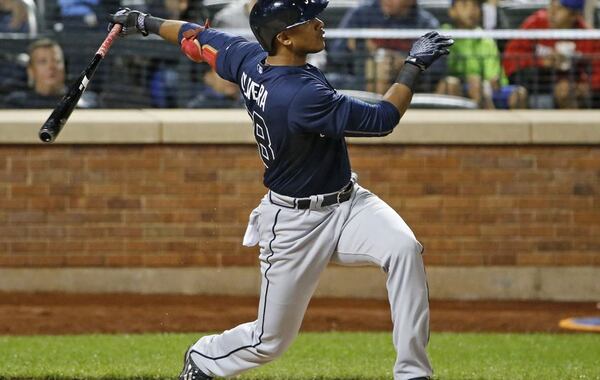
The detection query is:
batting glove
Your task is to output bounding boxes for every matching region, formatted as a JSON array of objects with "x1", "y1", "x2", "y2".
[
  {"x1": 405, "y1": 31, "x2": 454, "y2": 71},
  {"x1": 108, "y1": 8, "x2": 150, "y2": 36}
]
